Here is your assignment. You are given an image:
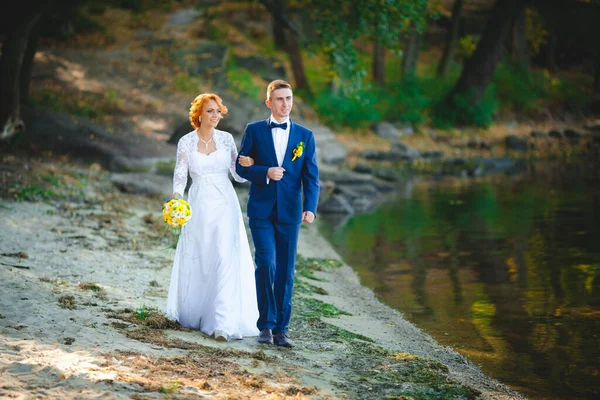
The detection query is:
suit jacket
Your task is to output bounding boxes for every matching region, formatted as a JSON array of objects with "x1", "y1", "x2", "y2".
[{"x1": 235, "y1": 118, "x2": 319, "y2": 224}]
